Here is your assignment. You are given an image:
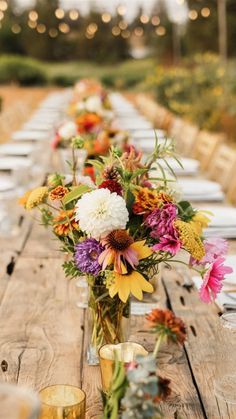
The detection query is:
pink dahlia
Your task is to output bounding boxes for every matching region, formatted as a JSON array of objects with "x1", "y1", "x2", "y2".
[
  {"x1": 145, "y1": 204, "x2": 177, "y2": 239},
  {"x1": 191, "y1": 237, "x2": 228, "y2": 266},
  {"x1": 153, "y1": 231, "x2": 181, "y2": 256},
  {"x1": 200, "y1": 257, "x2": 233, "y2": 303}
]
